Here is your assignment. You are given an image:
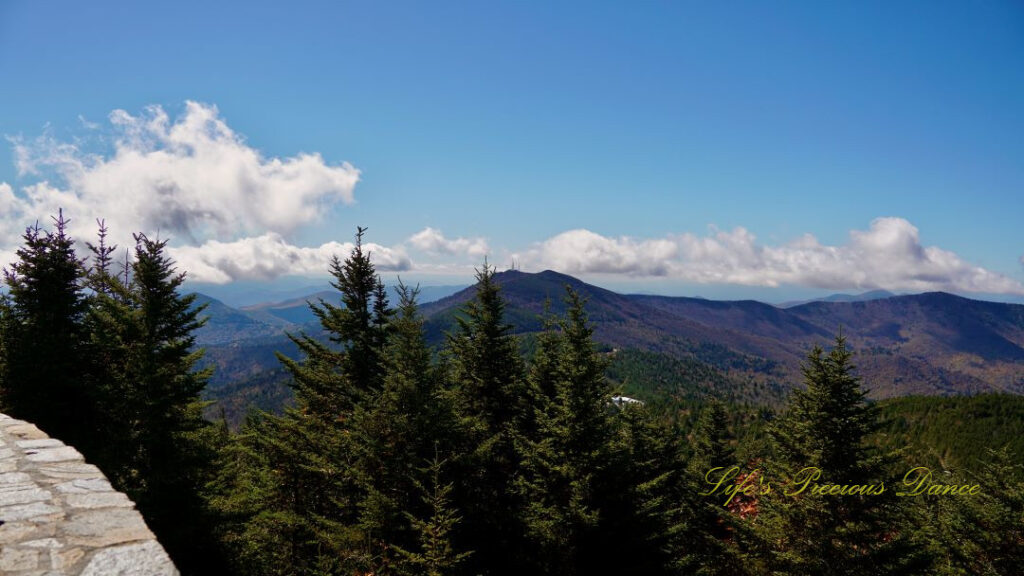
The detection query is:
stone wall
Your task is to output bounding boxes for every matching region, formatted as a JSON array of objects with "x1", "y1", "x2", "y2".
[{"x1": 0, "y1": 413, "x2": 178, "y2": 575}]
